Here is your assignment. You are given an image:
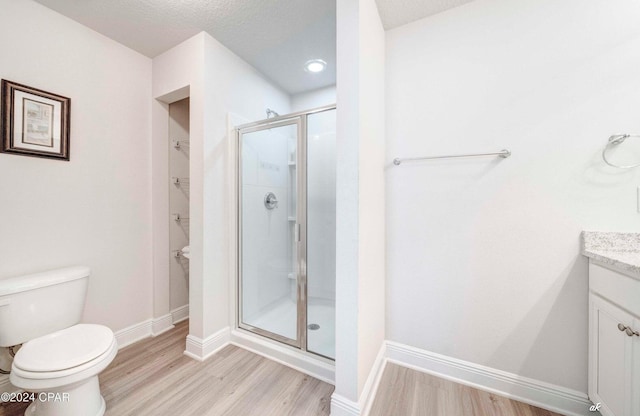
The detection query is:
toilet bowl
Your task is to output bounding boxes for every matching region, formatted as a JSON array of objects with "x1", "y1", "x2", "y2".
[
  {"x1": 10, "y1": 324, "x2": 117, "y2": 416},
  {"x1": 0, "y1": 267, "x2": 118, "y2": 416}
]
